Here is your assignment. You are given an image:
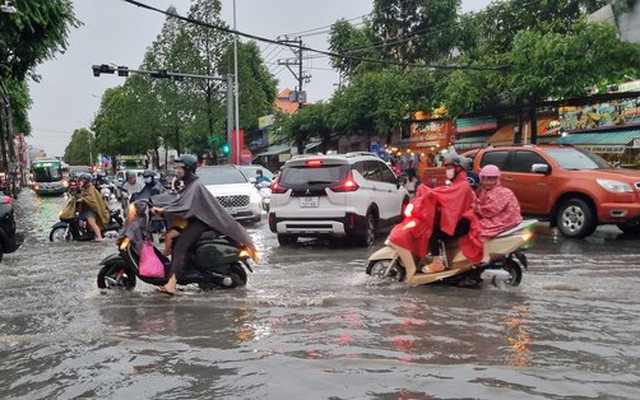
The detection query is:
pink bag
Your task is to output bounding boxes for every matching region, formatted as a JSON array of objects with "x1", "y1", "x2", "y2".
[{"x1": 139, "y1": 241, "x2": 165, "y2": 278}]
